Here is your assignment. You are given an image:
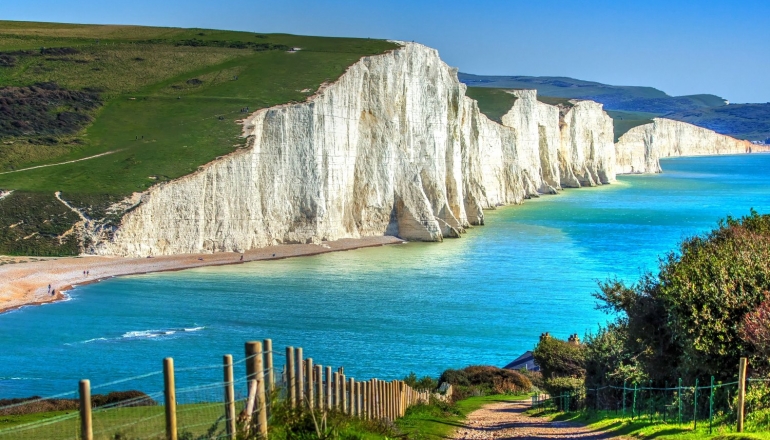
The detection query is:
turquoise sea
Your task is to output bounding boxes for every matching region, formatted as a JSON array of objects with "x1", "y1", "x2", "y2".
[{"x1": 1, "y1": 154, "x2": 770, "y2": 399}]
